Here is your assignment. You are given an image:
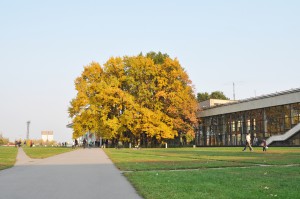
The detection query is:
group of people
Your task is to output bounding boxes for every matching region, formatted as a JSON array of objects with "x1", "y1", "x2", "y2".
[
  {"x1": 72, "y1": 139, "x2": 79, "y2": 148},
  {"x1": 15, "y1": 140, "x2": 33, "y2": 147},
  {"x1": 242, "y1": 132, "x2": 268, "y2": 152},
  {"x1": 72, "y1": 138, "x2": 107, "y2": 149},
  {"x1": 14, "y1": 140, "x2": 21, "y2": 147}
]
